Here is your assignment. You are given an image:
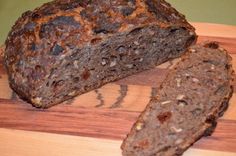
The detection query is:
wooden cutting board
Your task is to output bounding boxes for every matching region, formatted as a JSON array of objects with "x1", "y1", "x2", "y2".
[{"x1": 1, "y1": 22, "x2": 236, "y2": 156}]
